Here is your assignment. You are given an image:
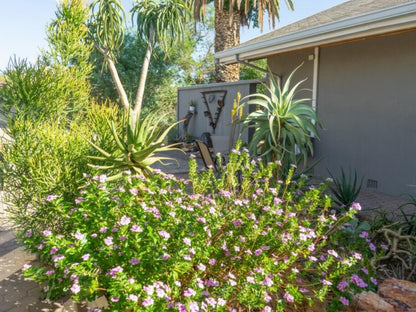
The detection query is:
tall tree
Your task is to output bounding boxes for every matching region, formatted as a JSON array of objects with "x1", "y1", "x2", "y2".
[
  {"x1": 90, "y1": 31, "x2": 178, "y2": 119},
  {"x1": 90, "y1": 0, "x2": 190, "y2": 125},
  {"x1": 193, "y1": 0, "x2": 294, "y2": 82}
]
